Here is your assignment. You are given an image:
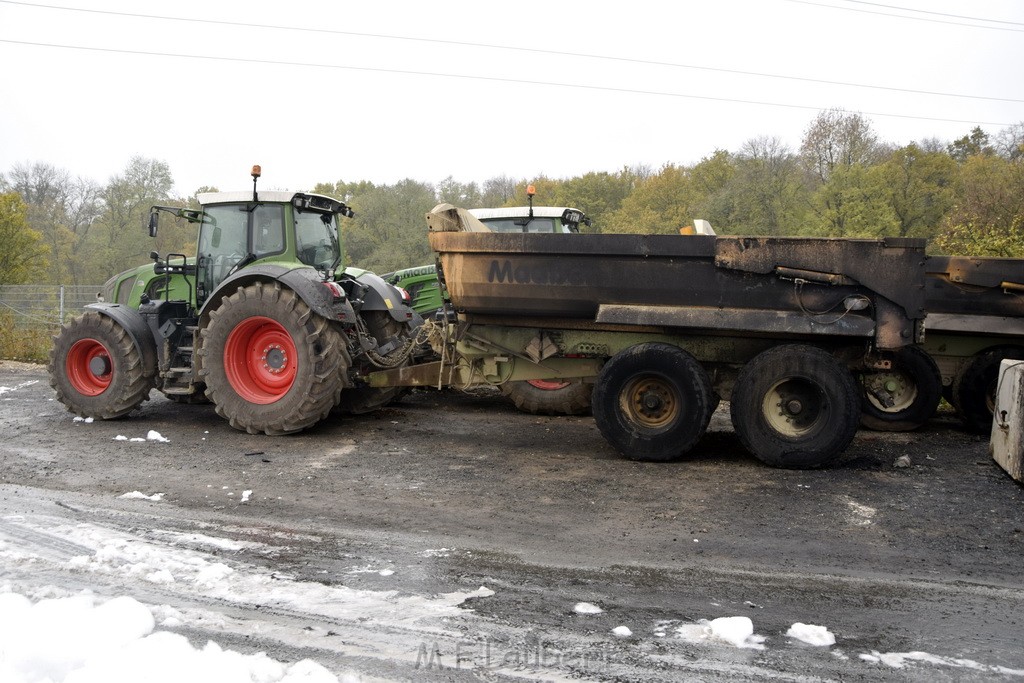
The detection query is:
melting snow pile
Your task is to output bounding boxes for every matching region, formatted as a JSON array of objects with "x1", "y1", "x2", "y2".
[
  {"x1": 0, "y1": 592, "x2": 339, "y2": 683},
  {"x1": 787, "y1": 622, "x2": 836, "y2": 646},
  {"x1": 675, "y1": 616, "x2": 766, "y2": 650}
]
